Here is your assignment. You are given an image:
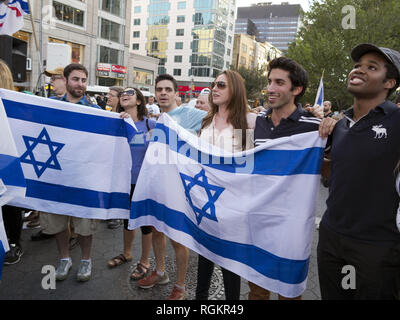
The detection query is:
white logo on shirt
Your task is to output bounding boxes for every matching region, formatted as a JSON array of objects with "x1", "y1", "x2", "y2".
[{"x1": 372, "y1": 125, "x2": 387, "y2": 139}]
